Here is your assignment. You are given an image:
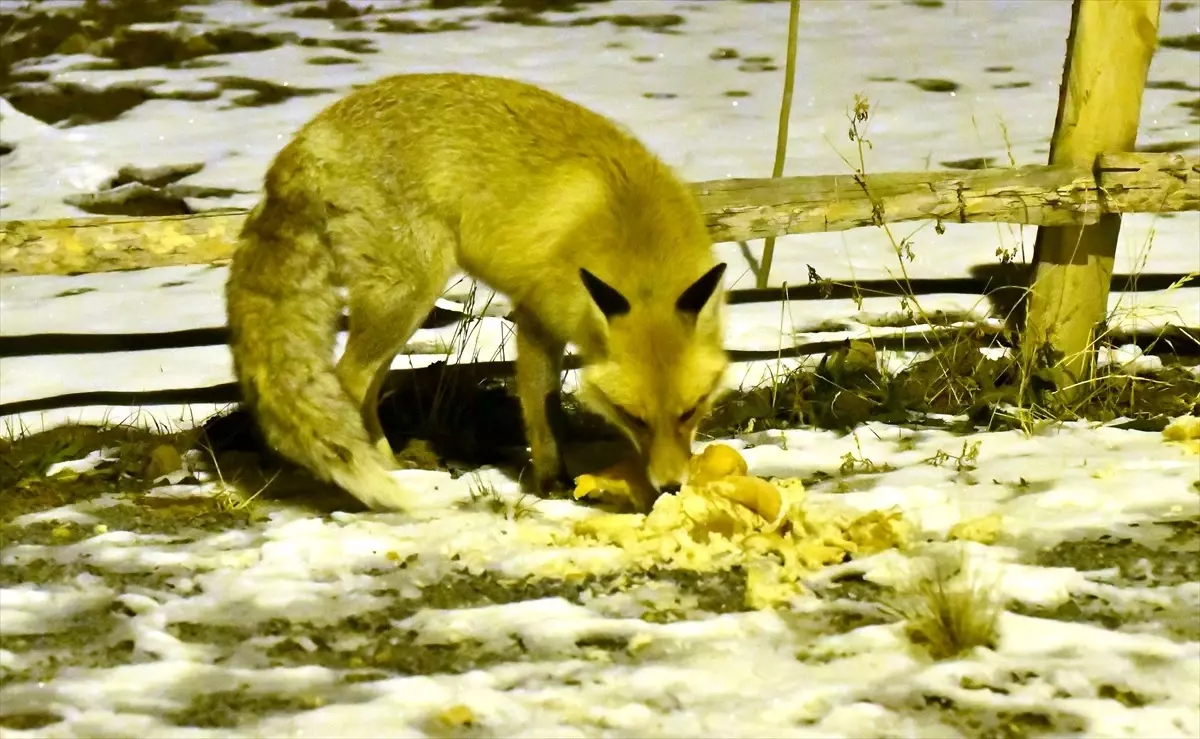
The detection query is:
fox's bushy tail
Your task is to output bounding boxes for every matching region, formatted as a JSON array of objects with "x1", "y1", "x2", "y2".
[{"x1": 224, "y1": 197, "x2": 414, "y2": 512}]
